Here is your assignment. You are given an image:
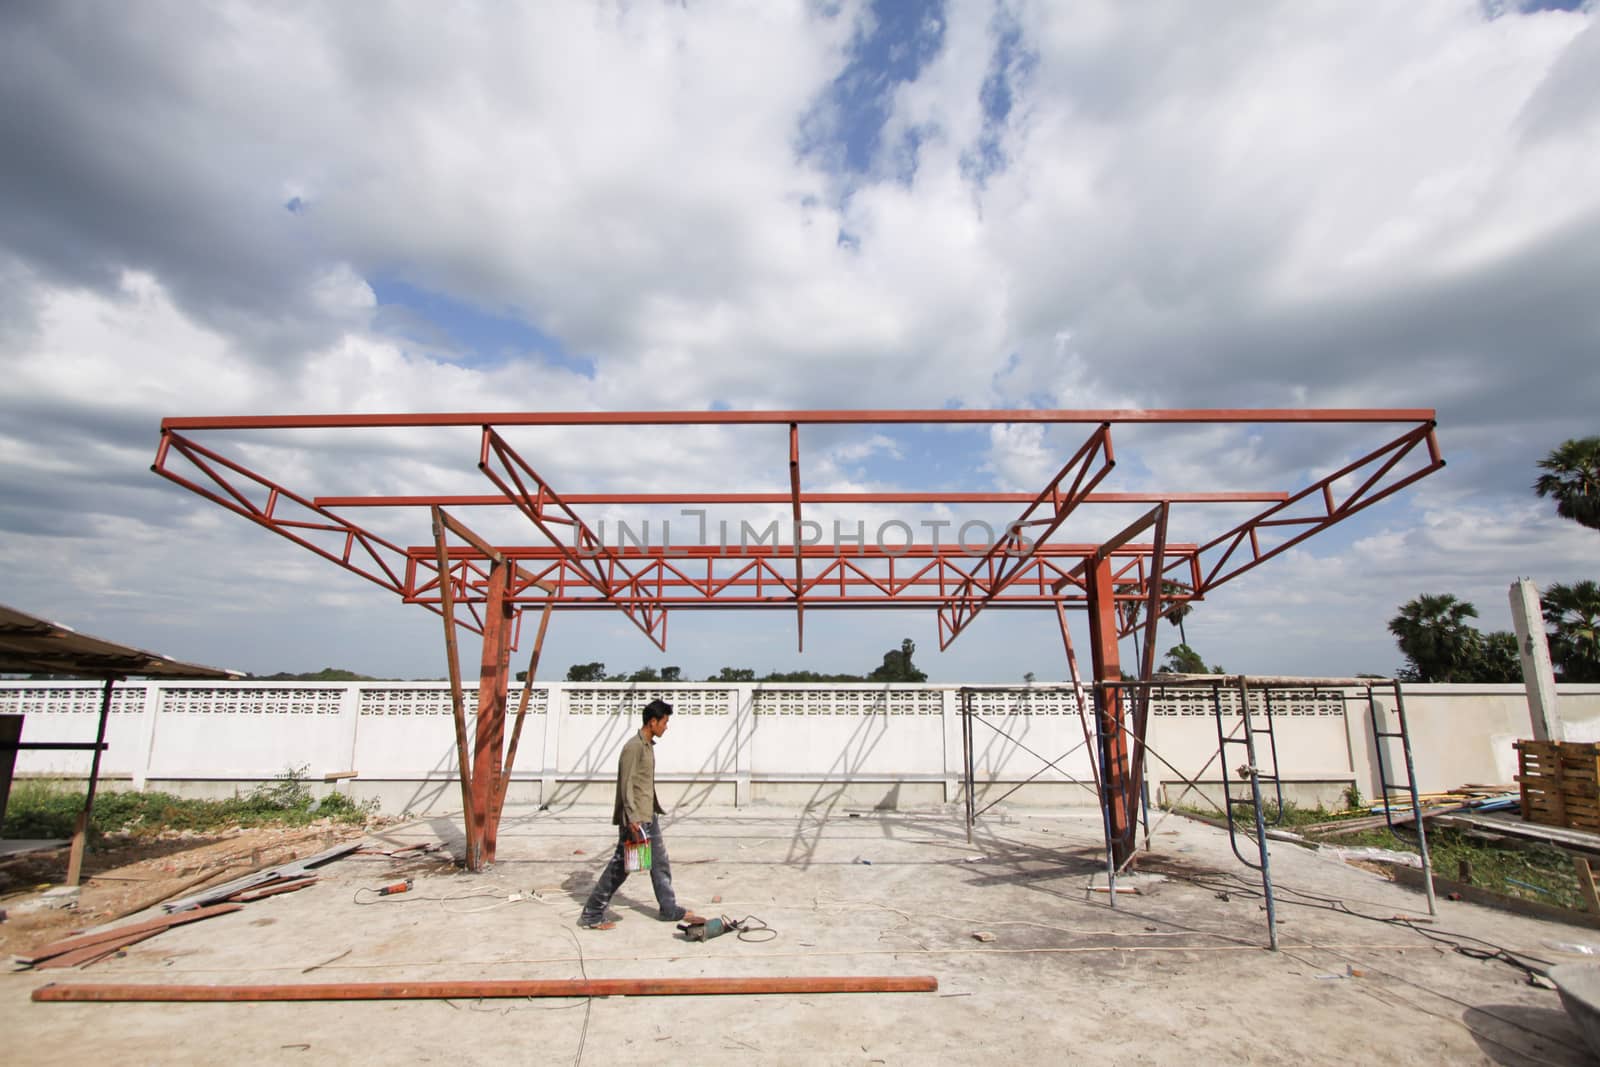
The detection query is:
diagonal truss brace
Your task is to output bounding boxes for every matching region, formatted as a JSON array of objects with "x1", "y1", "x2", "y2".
[
  {"x1": 477, "y1": 428, "x2": 668, "y2": 650},
  {"x1": 1162, "y1": 422, "x2": 1443, "y2": 596},
  {"x1": 149, "y1": 430, "x2": 483, "y2": 631},
  {"x1": 937, "y1": 423, "x2": 1116, "y2": 650}
]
